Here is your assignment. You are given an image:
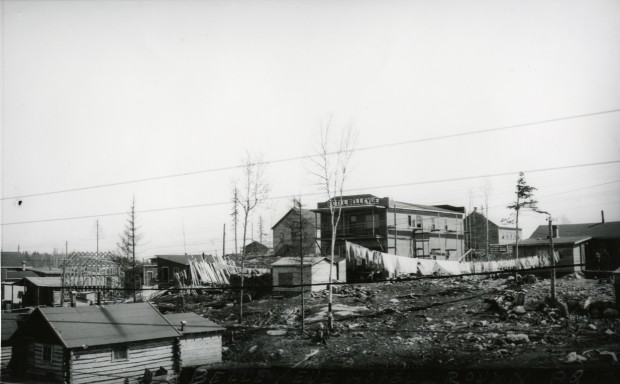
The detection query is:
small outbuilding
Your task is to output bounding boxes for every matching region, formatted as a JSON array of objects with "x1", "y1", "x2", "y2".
[
  {"x1": 14, "y1": 277, "x2": 62, "y2": 307},
  {"x1": 163, "y1": 312, "x2": 225, "y2": 369},
  {"x1": 271, "y1": 257, "x2": 346, "y2": 292}
]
